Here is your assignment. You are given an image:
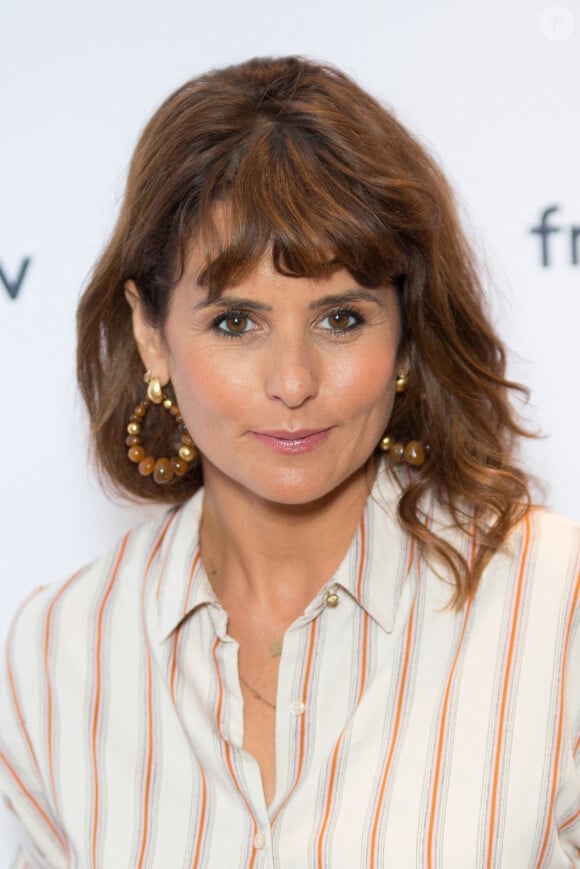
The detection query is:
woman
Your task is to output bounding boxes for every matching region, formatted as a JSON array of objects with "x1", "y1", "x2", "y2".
[{"x1": 1, "y1": 56, "x2": 579, "y2": 867}]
